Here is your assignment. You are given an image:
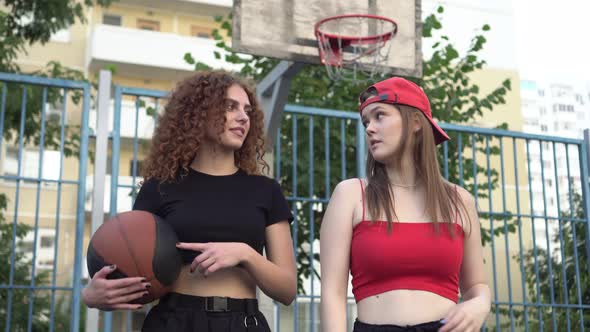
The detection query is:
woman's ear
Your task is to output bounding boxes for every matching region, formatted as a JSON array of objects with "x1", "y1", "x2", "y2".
[{"x1": 412, "y1": 112, "x2": 423, "y2": 133}]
